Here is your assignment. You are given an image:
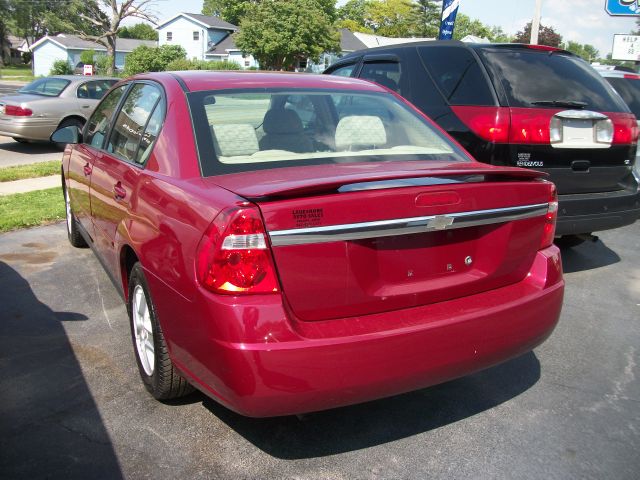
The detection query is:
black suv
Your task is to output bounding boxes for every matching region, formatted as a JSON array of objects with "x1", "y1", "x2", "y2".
[{"x1": 325, "y1": 42, "x2": 640, "y2": 245}]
